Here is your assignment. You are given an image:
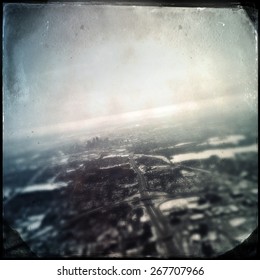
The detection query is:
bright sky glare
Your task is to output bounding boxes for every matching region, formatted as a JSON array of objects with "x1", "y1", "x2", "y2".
[{"x1": 3, "y1": 4, "x2": 258, "y2": 137}]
